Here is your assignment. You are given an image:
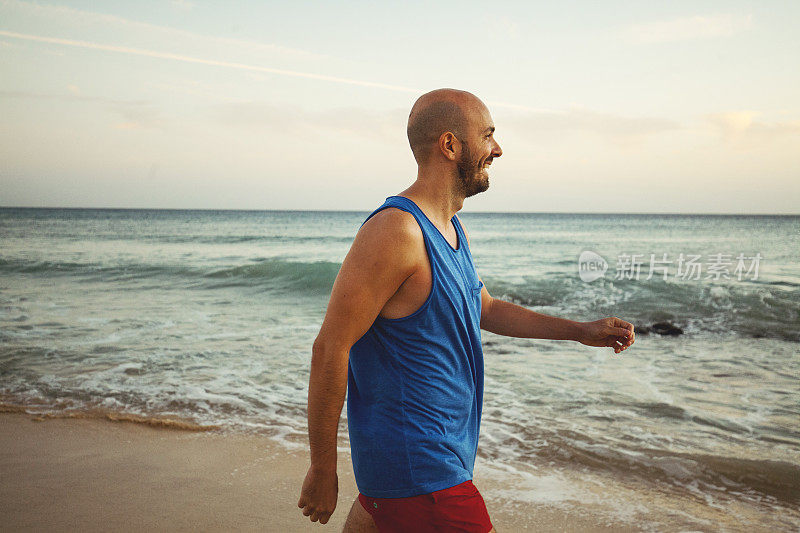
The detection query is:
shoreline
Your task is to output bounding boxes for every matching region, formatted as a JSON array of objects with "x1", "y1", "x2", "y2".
[
  {"x1": 2, "y1": 408, "x2": 797, "y2": 531},
  {"x1": 1, "y1": 410, "x2": 639, "y2": 532}
]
